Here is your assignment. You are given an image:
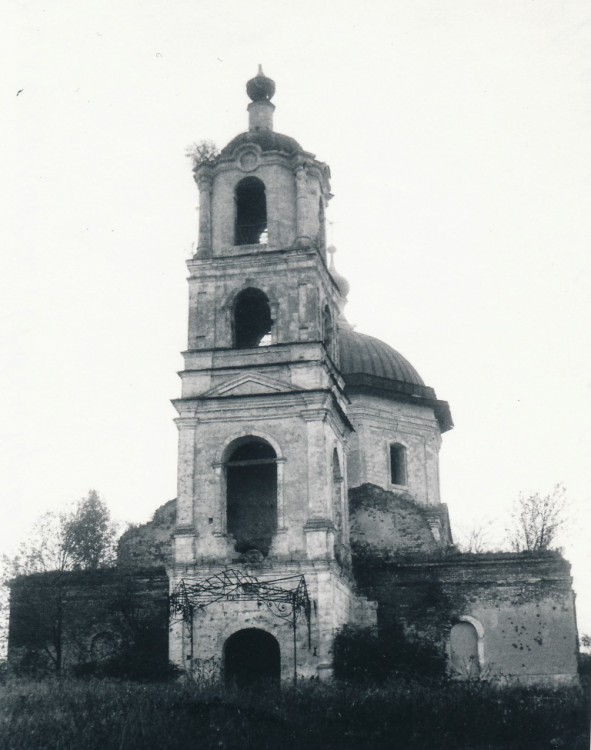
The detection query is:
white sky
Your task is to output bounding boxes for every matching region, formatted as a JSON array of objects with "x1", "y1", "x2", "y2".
[{"x1": 2, "y1": 1, "x2": 590, "y2": 630}]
